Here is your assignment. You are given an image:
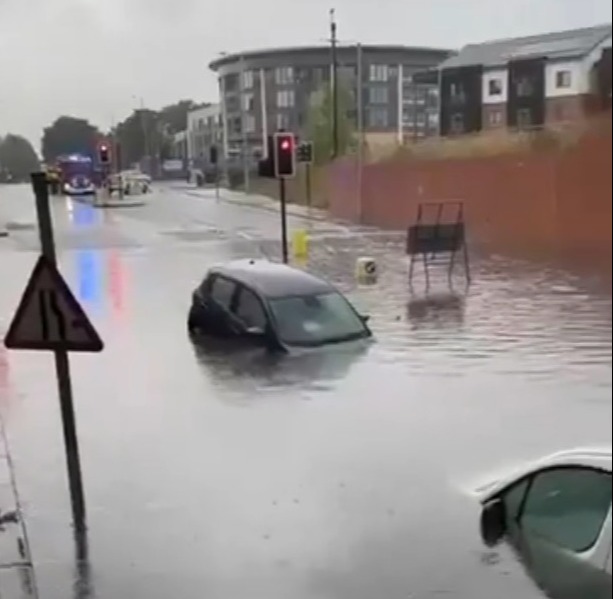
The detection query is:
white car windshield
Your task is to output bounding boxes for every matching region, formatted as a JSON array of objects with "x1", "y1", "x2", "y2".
[{"x1": 269, "y1": 291, "x2": 368, "y2": 346}]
